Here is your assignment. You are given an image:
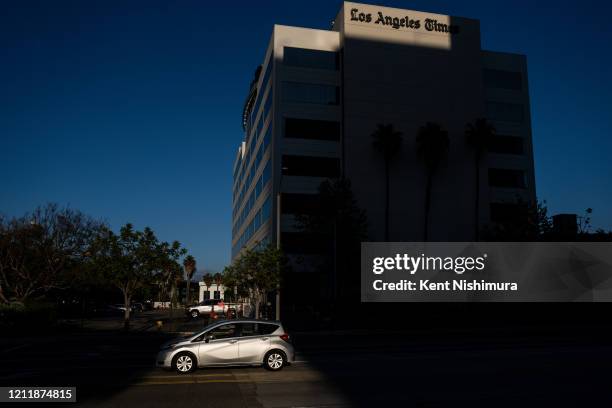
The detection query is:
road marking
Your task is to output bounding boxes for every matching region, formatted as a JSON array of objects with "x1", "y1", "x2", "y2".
[
  {"x1": 0, "y1": 342, "x2": 32, "y2": 354},
  {"x1": 134, "y1": 379, "x2": 320, "y2": 386},
  {"x1": 144, "y1": 373, "x2": 236, "y2": 379}
]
